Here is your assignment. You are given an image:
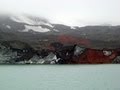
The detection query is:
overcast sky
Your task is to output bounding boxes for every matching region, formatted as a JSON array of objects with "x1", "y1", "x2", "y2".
[{"x1": 0, "y1": 0, "x2": 120, "y2": 26}]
